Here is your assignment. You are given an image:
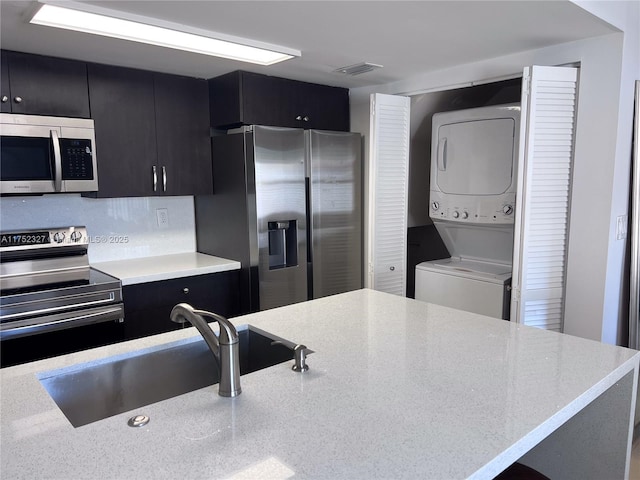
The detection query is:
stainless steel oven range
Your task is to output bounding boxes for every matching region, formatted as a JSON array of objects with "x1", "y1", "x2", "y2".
[{"x1": 0, "y1": 226, "x2": 124, "y2": 367}]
